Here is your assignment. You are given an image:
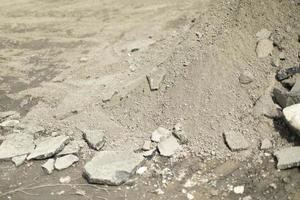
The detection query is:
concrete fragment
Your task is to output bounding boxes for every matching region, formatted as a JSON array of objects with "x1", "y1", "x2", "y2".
[
  {"x1": 146, "y1": 67, "x2": 166, "y2": 90},
  {"x1": 0, "y1": 120, "x2": 19, "y2": 128},
  {"x1": 256, "y1": 39, "x2": 273, "y2": 58},
  {"x1": 55, "y1": 155, "x2": 79, "y2": 170},
  {"x1": 83, "y1": 151, "x2": 144, "y2": 185},
  {"x1": 57, "y1": 141, "x2": 80, "y2": 156},
  {"x1": 239, "y1": 71, "x2": 254, "y2": 84},
  {"x1": 260, "y1": 139, "x2": 272, "y2": 150},
  {"x1": 275, "y1": 147, "x2": 300, "y2": 169},
  {"x1": 157, "y1": 136, "x2": 181, "y2": 157},
  {"x1": 81, "y1": 129, "x2": 105, "y2": 150},
  {"x1": 256, "y1": 29, "x2": 271, "y2": 40},
  {"x1": 142, "y1": 141, "x2": 151, "y2": 151},
  {"x1": 42, "y1": 159, "x2": 55, "y2": 174},
  {"x1": 0, "y1": 133, "x2": 34, "y2": 160},
  {"x1": 12, "y1": 155, "x2": 27, "y2": 167},
  {"x1": 172, "y1": 122, "x2": 188, "y2": 144},
  {"x1": 27, "y1": 136, "x2": 70, "y2": 160},
  {"x1": 283, "y1": 103, "x2": 300, "y2": 136},
  {"x1": 223, "y1": 131, "x2": 249, "y2": 151},
  {"x1": 151, "y1": 127, "x2": 171, "y2": 143}
]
